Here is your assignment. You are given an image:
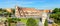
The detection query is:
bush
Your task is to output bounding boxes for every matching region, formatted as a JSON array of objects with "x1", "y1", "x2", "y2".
[{"x1": 26, "y1": 18, "x2": 38, "y2": 26}]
